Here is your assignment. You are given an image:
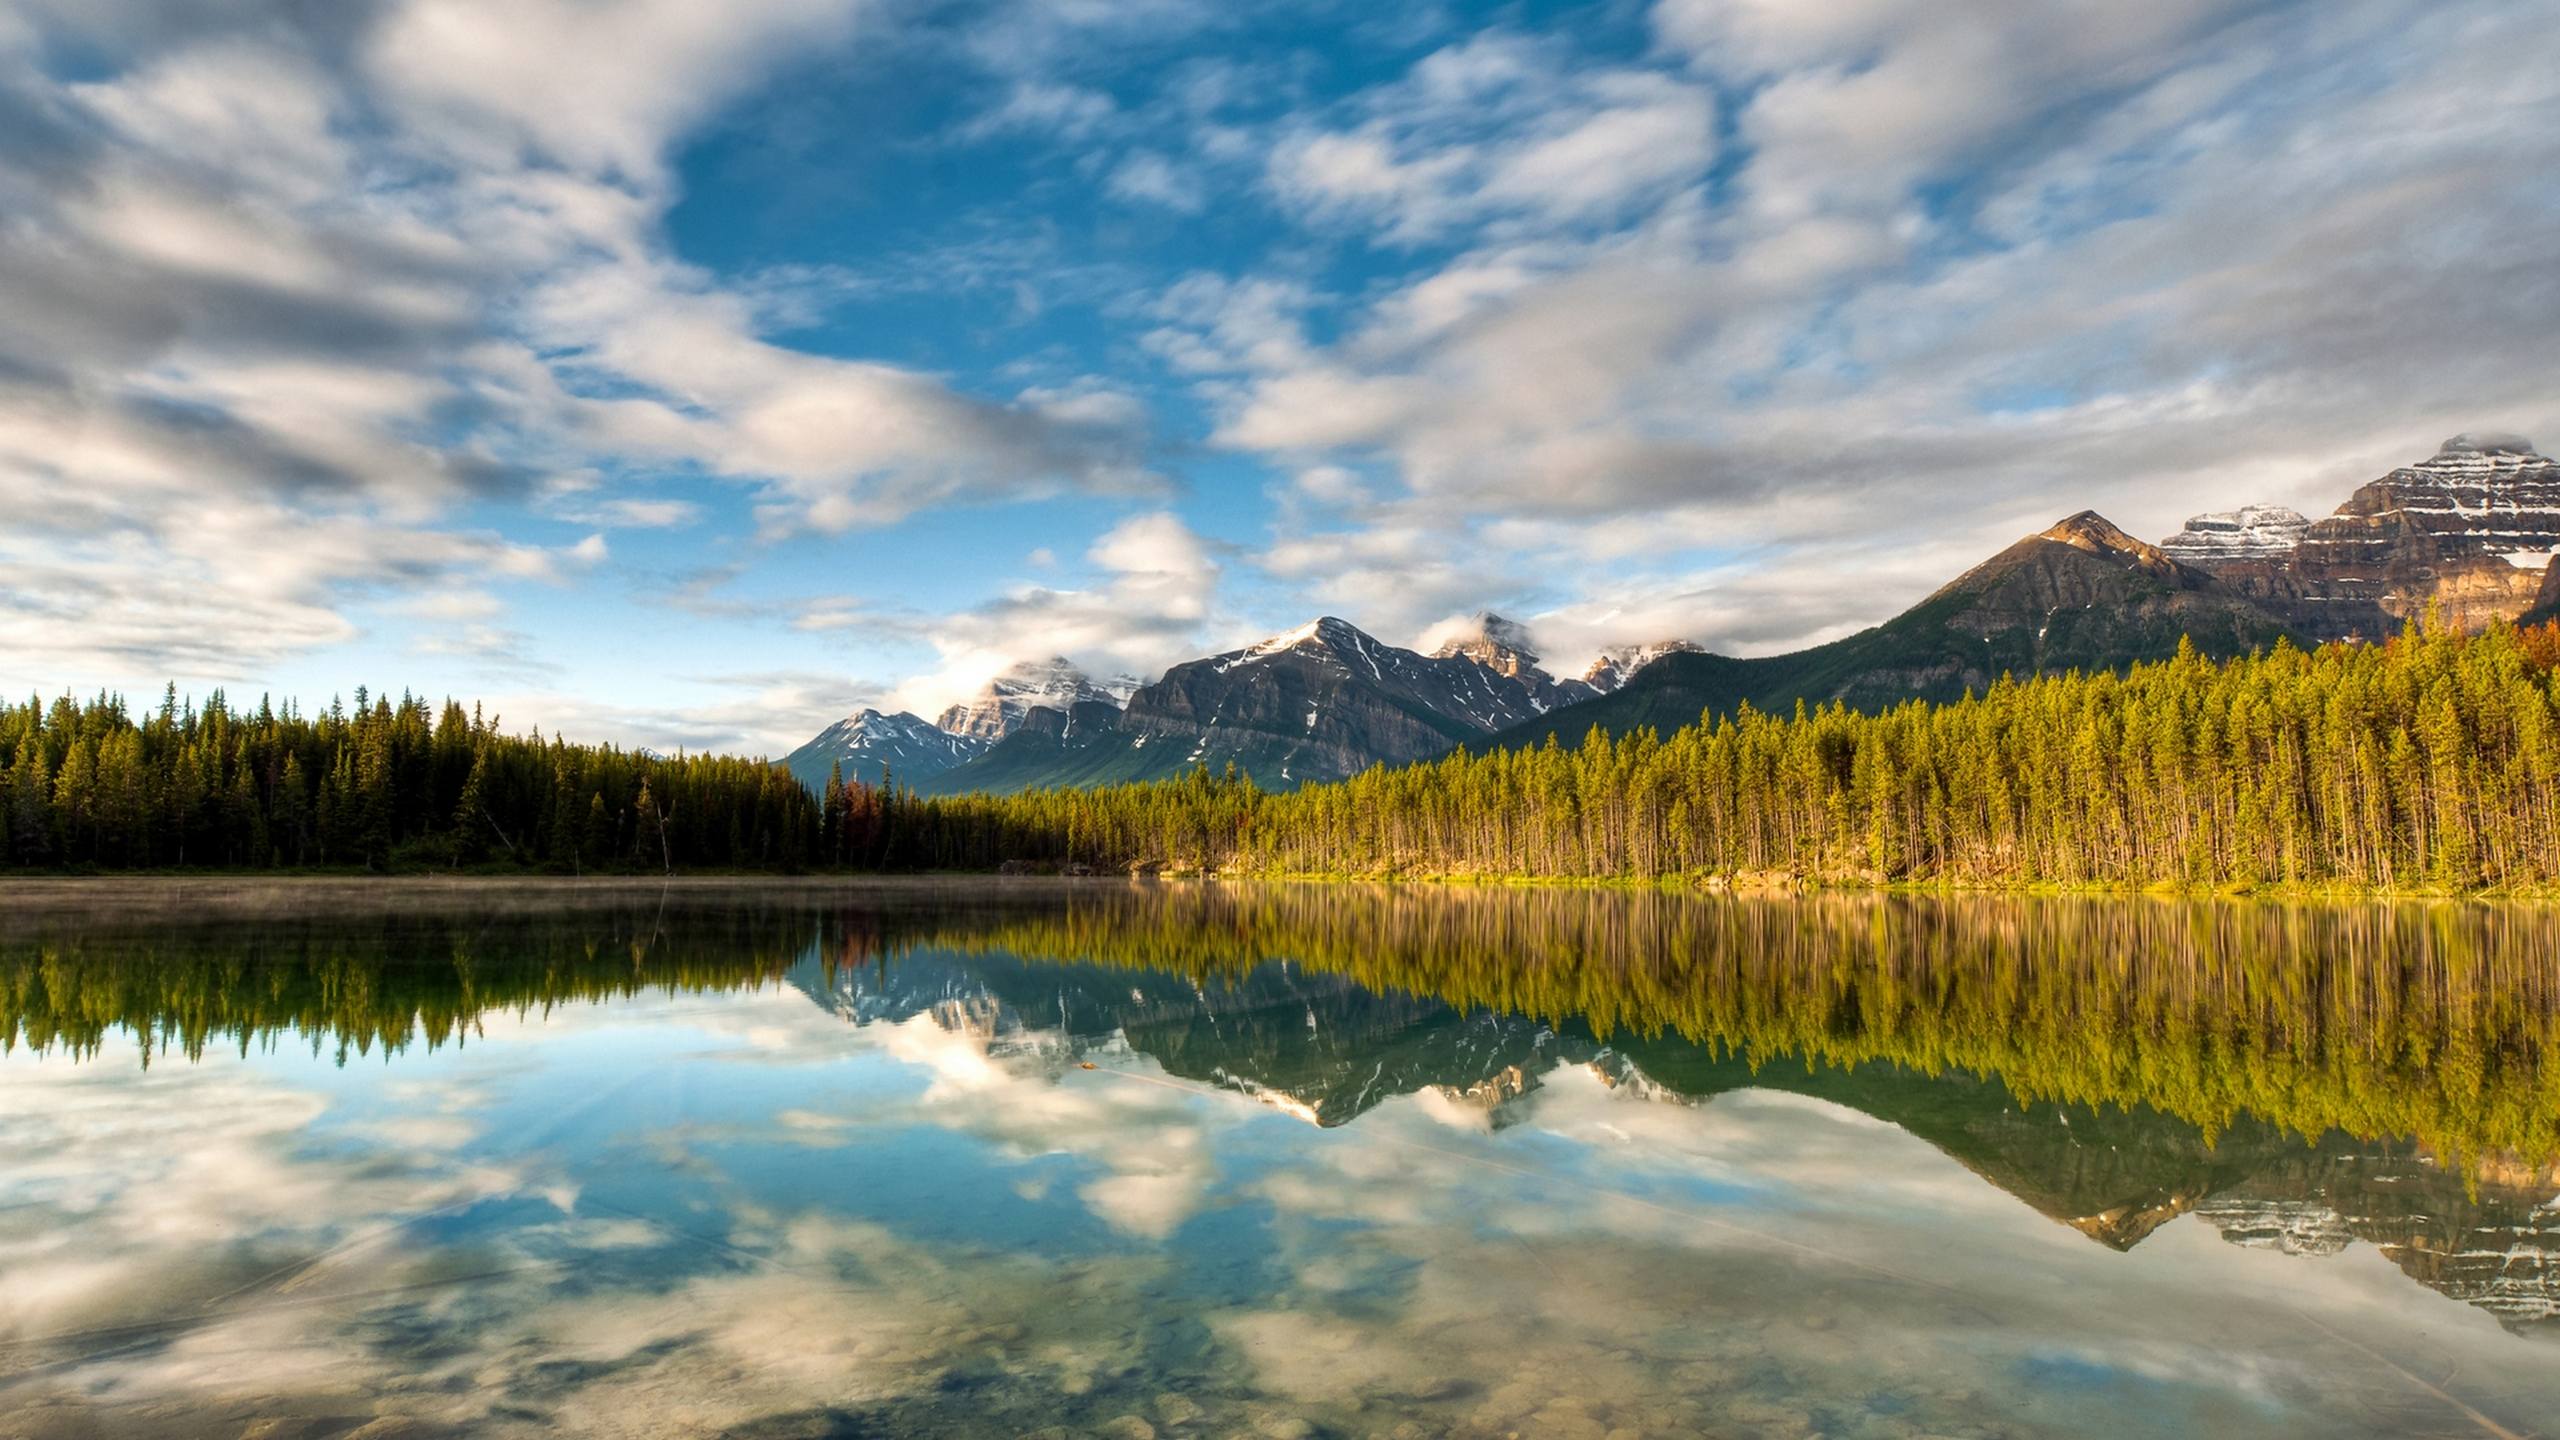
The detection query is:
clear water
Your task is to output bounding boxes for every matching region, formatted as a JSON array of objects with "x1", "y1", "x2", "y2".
[{"x1": 1, "y1": 880, "x2": 2555, "y2": 1439}]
